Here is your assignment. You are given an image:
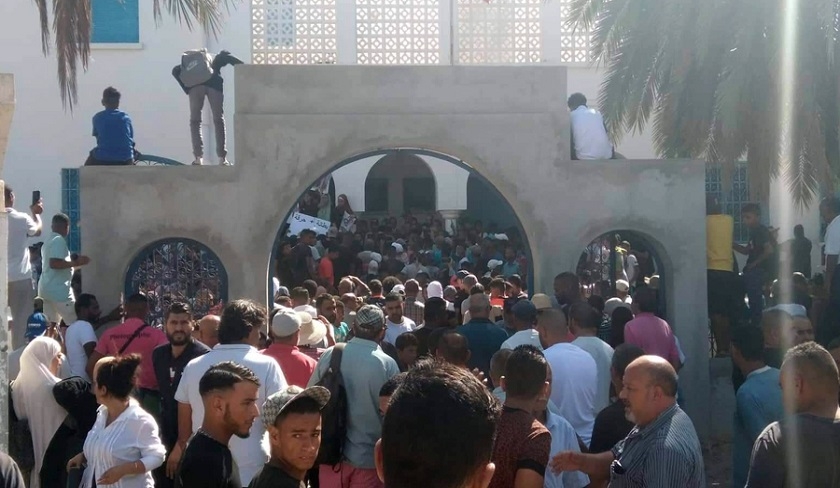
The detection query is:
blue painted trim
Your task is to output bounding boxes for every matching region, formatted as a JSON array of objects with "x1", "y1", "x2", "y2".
[{"x1": 267, "y1": 148, "x2": 537, "y2": 303}]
